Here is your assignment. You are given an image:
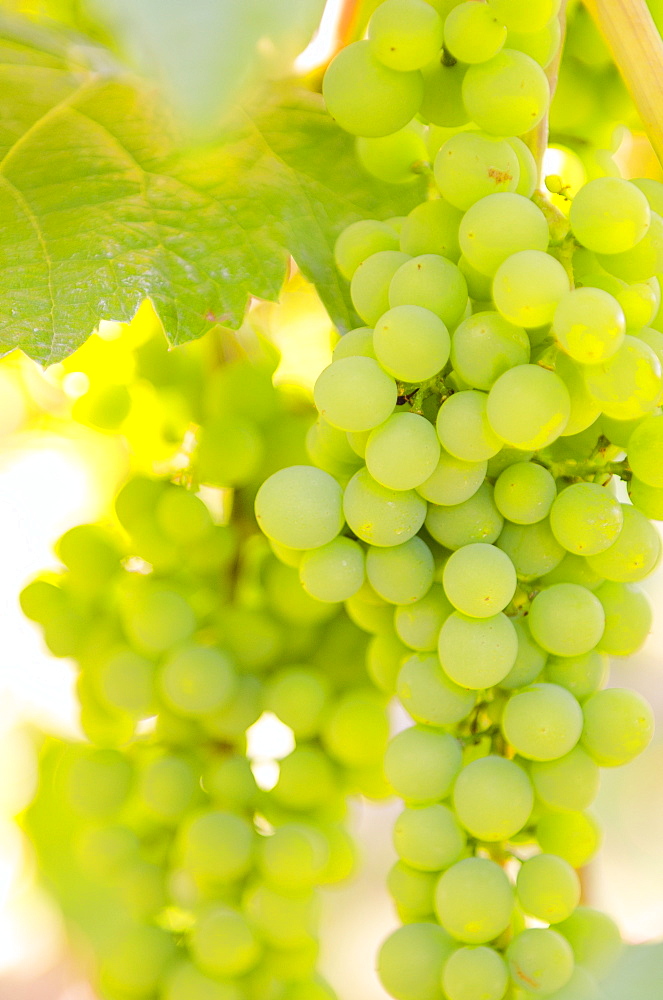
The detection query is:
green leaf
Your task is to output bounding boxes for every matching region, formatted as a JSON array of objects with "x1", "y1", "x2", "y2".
[{"x1": 0, "y1": 15, "x2": 424, "y2": 363}]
